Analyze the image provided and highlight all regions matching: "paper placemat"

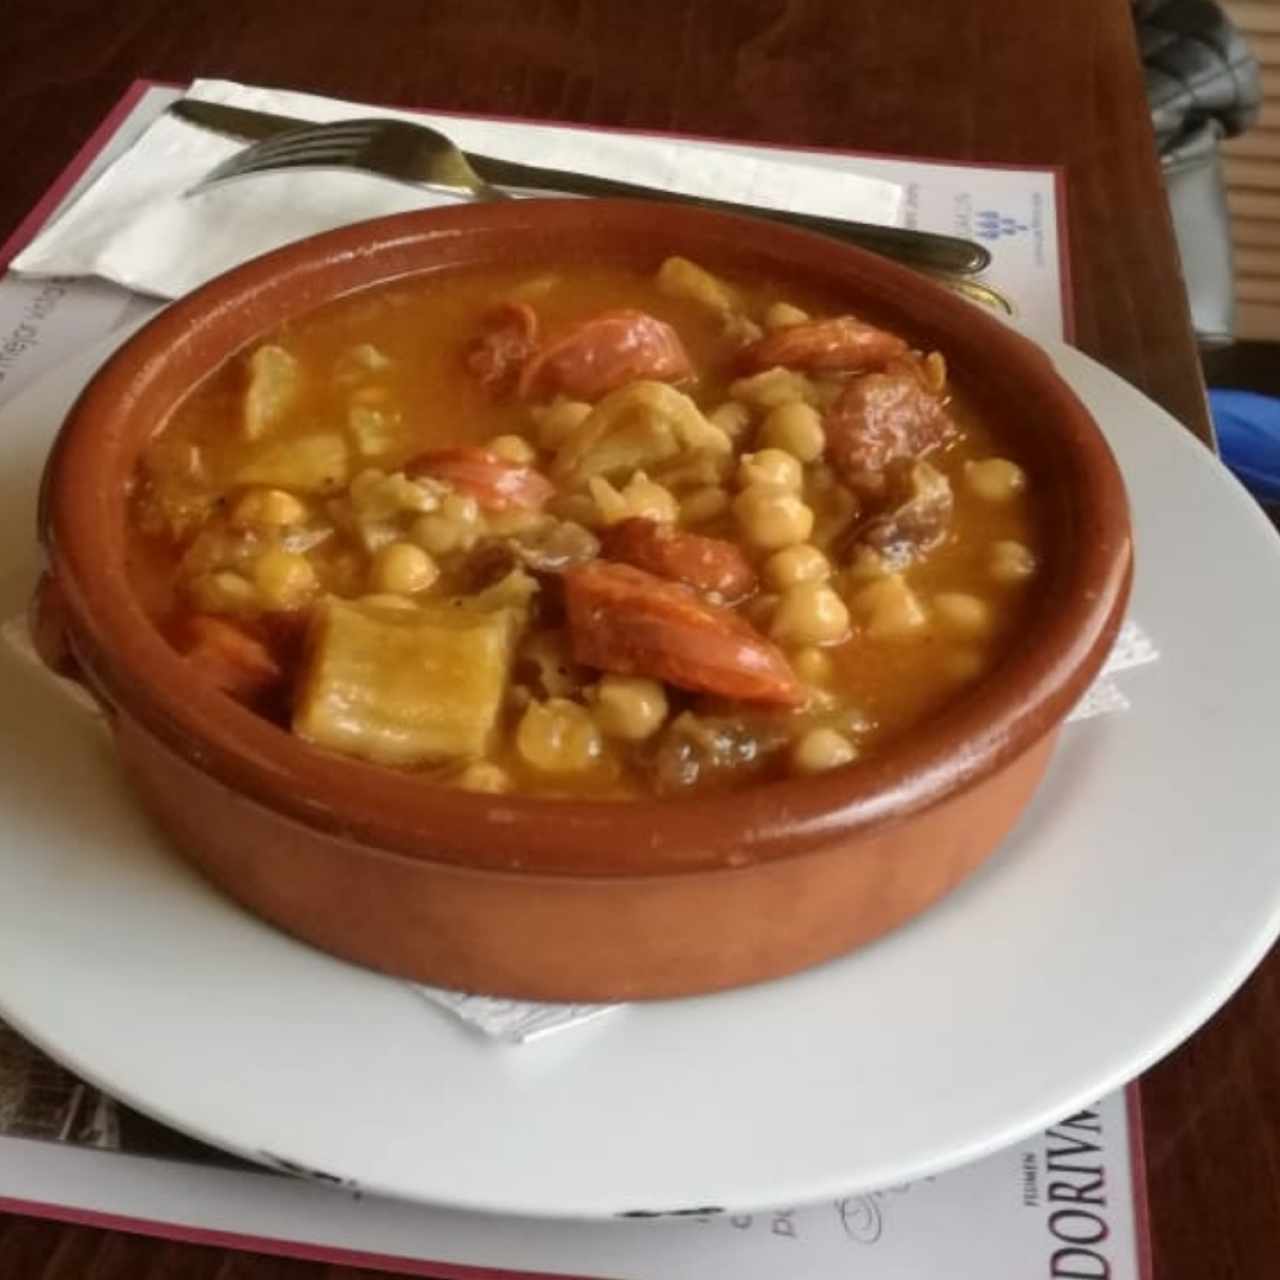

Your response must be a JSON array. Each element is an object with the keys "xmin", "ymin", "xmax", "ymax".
[
  {"xmin": 0, "ymin": 1027, "xmax": 1146, "ymax": 1280},
  {"xmin": 0, "ymin": 80, "xmax": 1150, "ymax": 1279}
]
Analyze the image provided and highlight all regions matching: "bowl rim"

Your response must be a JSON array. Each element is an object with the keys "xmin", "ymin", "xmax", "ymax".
[{"xmin": 40, "ymin": 198, "xmax": 1132, "ymax": 878}]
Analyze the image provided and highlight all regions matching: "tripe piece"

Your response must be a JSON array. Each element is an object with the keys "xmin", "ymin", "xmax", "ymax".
[
  {"xmin": 243, "ymin": 345, "xmax": 300, "ymax": 440},
  {"xmin": 234, "ymin": 432, "xmax": 350, "ymax": 493},
  {"xmin": 294, "ymin": 597, "xmax": 517, "ymax": 765}
]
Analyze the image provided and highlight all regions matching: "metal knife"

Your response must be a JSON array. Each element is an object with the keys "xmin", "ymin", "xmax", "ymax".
[{"xmin": 169, "ymin": 98, "xmax": 992, "ymax": 276}]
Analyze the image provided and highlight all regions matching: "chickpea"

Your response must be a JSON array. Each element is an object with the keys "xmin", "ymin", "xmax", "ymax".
[
  {"xmin": 590, "ymin": 473, "xmax": 678, "ymax": 525},
  {"xmin": 733, "ymin": 485, "xmax": 814, "ymax": 550},
  {"xmin": 587, "ymin": 477, "xmax": 627, "ymax": 525},
  {"xmin": 843, "ymin": 546, "xmax": 890, "ymax": 585},
  {"xmin": 656, "ymin": 448, "xmax": 733, "ymax": 492},
  {"xmin": 370, "ymin": 542, "xmax": 439, "ymax": 596},
  {"xmin": 656, "ymin": 255, "xmax": 738, "ymax": 312},
  {"xmin": 533, "ymin": 399, "xmax": 593, "ymax": 451},
  {"xmin": 442, "ymin": 492, "xmax": 480, "ymax": 525},
  {"xmin": 770, "ymin": 582, "xmax": 850, "ymax": 646},
  {"xmin": 848, "ymin": 575, "xmax": 928, "ymax": 638},
  {"xmin": 738, "ymin": 448, "xmax": 803, "ymax": 493},
  {"xmin": 187, "ymin": 571, "xmax": 256, "ymax": 614},
  {"xmin": 455, "ymin": 761, "xmax": 510, "ymax": 794},
  {"xmin": 230, "ymin": 488, "xmax": 306, "ymax": 528},
  {"xmin": 964, "ymin": 458, "xmax": 1027, "ymax": 503},
  {"xmin": 764, "ymin": 300, "xmax": 810, "ymax": 330},
  {"xmin": 343, "ymin": 342, "xmax": 392, "ymax": 374},
  {"xmin": 252, "ymin": 549, "xmax": 317, "ymax": 610},
  {"xmin": 411, "ymin": 513, "xmax": 460, "ymax": 555},
  {"xmin": 410, "ymin": 492, "xmax": 481, "ymax": 555},
  {"xmin": 515, "ymin": 698, "xmax": 604, "ymax": 774},
  {"xmin": 932, "ymin": 592, "xmax": 992, "ymax": 636},
  {"xmin": 485, "ymin": 508, "xmax": 550, "ymax": 537},
  {"xmin": 764, "ymin": 544, "xmax": 831, "ymax": 591},
  {"xmin": 680, "ymin": 485, "xmax": 730, "ymax": 525},
  {"xmin": 988, "ymin": 539, "xmax": 1037, "ymax": 584},
  {"xmin": 758, "ymin": 400, "xmax": 826, "ymax": 463},
  {"xmin": 729, "ymin": 367, "xmax": 817, "ymax": 409},
  {"xmin": 723, "ymin": 312, "xmax": 764, "ymax": 346},
  {"xmin": 791, "ymin": 646, "xmax": 833, "ymax": 685},
  {"xmin": 622, "ymin": 475, "xmax": 678, "ymax": 523},
  {"xmin": 591, "ymin": 675, "xmax": 668, "ymax": 742},
  {"xmin": 805, "ymin": 685, "xmax": 840, "ymax": 713},
  {"xmin": 828, "ymin": 704, "xmax": 872, "ymax": 737},
  {"xmin": 708, "ymin": 400, "xmax": 753, "ymax": 441},
  {"xmin": 790, "ymin": 727, "xmax": 858, "ymax": 776},
  {"xmin": 349, "ymin": 468, "xmax": 436, "ymax": 518},
  {"xmin": 489, "ymin": 433, "xmax": 537, "ymax": 465},
  {"xmin": 923, "ymin": 351, "xmax": 947, "ymax": 395}
]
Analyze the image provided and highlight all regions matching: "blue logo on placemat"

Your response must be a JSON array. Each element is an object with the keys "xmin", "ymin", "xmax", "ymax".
[{"xmin": 974, "ymin": 209, "xmax": 1028, "ymax": 241}]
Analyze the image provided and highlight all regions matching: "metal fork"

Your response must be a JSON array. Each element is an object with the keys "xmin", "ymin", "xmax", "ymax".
[{"xmin": 186, "ymin": 114, "xmax": 994, "ymax": 278}]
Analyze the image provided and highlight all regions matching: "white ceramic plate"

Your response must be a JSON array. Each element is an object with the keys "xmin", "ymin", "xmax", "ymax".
[{"xmin": 2, "ymin": 334, "xmax": 1279, "ymax": 1219}]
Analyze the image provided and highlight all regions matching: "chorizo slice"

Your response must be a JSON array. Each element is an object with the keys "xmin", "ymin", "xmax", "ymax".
[
  {"xmin": 181, "ymin": 616, "xmax": 281, "ymax": 703},
  {"xmin": 601, "ymin": 518, "xmax": 756, "ymax": 602},
  {"xmin": 564, "ymin": 561, "xmax": 802, "ymax": 707},
  {"xmin": 825, "ymin": 369, "xmax": 955, "ymax": 493},
  {"xmin": 406, "ymin": 447, "xmax": 554, "ymax": 512},
  {"xmin": 464, "ymin": 301, "xmax": 539, "ymax": 394},
  {"xmin": 517, "ymin": 309, "xmax": 692, "ymax": 401},
  {"xmin": 738, "ymin": 316, "xmax": 908, "ymax": 375}
]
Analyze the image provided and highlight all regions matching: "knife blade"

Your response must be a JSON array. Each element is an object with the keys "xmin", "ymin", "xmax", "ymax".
[
  {"xmin": 171, "ymin": 98, "xmax": 310, "ymax": 143},
  {"xmin": 168, "ymin": 98, "xmax": 993, "ymax": 276}
]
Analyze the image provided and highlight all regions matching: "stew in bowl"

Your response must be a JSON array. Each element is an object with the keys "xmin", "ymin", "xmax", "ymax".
[
  {"xmin": 38, "ymin": 201, "xmax": 1130, "ymax": 997},
  {"xmin": 129, "ymin": 255, "xmax": 1044, "ymax": 801}
]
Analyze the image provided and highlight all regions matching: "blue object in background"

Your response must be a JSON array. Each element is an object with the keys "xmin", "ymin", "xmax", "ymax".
[{"xmin": 1209, "ymin": 388, "xmax": 1280, "ymax": 505}]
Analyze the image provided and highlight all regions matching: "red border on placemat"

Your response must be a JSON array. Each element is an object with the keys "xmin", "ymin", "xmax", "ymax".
[
  {"xmin": 0, "ymin": 76, "xmax": 1133, "ymax": 1280},
  {"xmin": 0, "ymin": 1195, "xmax": 608, "ymax": 1280}
]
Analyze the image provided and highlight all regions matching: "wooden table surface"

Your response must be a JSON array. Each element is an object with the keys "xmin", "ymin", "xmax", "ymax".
[{"xmin": 0, "ymin": 2, "xmax": 1267, "ymax": 1277}]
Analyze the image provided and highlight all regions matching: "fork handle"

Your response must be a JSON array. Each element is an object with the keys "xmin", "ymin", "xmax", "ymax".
[{"xmin": 468, "ymin": 155, "xmax": 990, "ymax": 276}]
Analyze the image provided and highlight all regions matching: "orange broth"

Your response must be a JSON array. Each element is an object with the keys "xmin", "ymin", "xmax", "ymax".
[{"xmin": 127, "ymin": 259, "xmax": 1043, "ymax": 799}]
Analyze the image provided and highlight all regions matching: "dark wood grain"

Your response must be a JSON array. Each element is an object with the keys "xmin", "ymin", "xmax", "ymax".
[{"xmin": 0, "ymin": 2, "xmax": 1264, "ymax": 1278}]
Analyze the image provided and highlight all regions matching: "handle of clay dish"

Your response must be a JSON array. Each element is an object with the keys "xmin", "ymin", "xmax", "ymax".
[
  {"xmin": 28, "ymin": 572, "xmax": 117, "ymax": 722},
  {"xmin": 30, "ymin": 572, "xmax": 81, "ymax": 678}
]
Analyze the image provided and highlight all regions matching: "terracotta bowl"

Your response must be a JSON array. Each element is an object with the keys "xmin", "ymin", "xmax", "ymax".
[{"xmin": 36, "ymin": 200, "xmax": 1131, "ymax": 1000}]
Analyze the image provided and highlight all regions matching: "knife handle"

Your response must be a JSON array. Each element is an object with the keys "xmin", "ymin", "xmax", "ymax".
[{"xmin": 473, "ymin": 156, "xmax": 991, "ymax": 276}]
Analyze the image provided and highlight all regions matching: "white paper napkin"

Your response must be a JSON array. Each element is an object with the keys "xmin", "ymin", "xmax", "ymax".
[
  {"xmin": 1064, "ymin": 620, "xmax": 1158, "ymax": 721},
  {"xmin": 10, "ymin": 79, "xmax": 904, "ymax": 300}
]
